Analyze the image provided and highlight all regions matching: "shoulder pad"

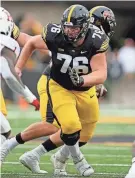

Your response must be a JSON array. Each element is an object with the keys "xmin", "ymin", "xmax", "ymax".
[
  {"xmin": 42, "ymin": 23, "xmax": 61, "ymax": 43},
  {"xmin": 12, "ymin": 24, "xmax": 20, "ymax": 40},
  {"xmin": 0, "ymin": 34, "xmax": 20, "ymax": 58},
  {"xmin": 92, "ymin": 29, "xmax": 109, "ymax": 53}
]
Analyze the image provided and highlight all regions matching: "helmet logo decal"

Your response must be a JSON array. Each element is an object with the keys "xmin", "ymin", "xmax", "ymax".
[{"xmin": 103, "ymin": 10, "xmax": 111, "ymax": 19}]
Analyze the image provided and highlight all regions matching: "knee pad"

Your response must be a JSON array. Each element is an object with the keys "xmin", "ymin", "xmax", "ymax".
[
  {"xmin": 79, "ymin": 142, "xmax": 87, "ymax": 147},
  {"xmin": 60, "ymin": 130, "xmax": 80, "ymax": 146},
  {"xmin": 2, "ymin": 130, "xmax": 11, "ymax": 139}
]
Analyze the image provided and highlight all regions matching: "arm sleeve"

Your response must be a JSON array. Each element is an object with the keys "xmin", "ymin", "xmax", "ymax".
[{"xmin": 1, "ymin": 56, "xmax": 36, "ymax": 103}]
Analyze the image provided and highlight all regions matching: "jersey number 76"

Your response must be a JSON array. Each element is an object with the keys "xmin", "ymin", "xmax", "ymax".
[{"xmin": 57, "ymin": 53, "xmax": 89, "ymax": 74}]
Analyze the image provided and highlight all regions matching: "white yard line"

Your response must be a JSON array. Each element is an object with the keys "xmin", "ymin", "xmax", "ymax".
[
  {"xmin": 3, "ymin": 161, "xmax": 130, "ymax": 167},
  {"xmin": 14, "ymin": 144, "xmax": 130, "ymax": 150},
  {"xmin": 14, "ymin": 152, "xmax": 131, "ymax": 158}
]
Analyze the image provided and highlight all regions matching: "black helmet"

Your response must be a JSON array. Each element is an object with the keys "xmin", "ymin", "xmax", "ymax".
[
  {"xmin": 61, "ymin": 4, "xmax": 90, "ymax": 43},
  {"xmin": 89, "ymin": 6, "xmax": 116, "ymax": 38}
]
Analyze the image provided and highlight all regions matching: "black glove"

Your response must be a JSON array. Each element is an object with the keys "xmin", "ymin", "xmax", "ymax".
[
  {"xmin": 96, "ymin": 84, "xmax": 107, "ymax": 98},
  {"xmin": 68, "ymin": 67, "xmax": 84, "ymax": 87}
]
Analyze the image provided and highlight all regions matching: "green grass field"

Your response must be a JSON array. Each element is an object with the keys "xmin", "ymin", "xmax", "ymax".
[
  {"xmin": 1, "ymin": 143, "xmax": 132, "ymax": 178},
  {"xmin": 1, "ymin": 108, "xmax": 135, "ymax": 178}
]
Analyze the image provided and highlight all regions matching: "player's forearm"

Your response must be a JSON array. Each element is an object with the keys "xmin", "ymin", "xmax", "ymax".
[
  {"xmin": 15, "ymin": 41, "xmax": 35, "ymax": 70},
  {"xmin": 82, "ymin": 69, "xmax": 107, "ymax": 87},
  {"xmin": 7, "ymin": 67, "xmax": 36, "ymax": 103},
  {"xmin": 6, "ymin": 78, "xmax": 36, "ymax": 103},
  {"xmin": 5, "ymin": 74, "xmax": 37, "ymax": 103},
  {"xmin": 17, "ymin": 33, "xmax": 32, "ymax": 47},
  {"xmin": 1, "ymin": 50, "xmax": 37, "ymax": 104}
]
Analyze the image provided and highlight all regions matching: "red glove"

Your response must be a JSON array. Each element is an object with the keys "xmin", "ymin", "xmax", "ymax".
[{"xmin": 30, "ymin": 99, "xmax": 40, "ymax": 111}]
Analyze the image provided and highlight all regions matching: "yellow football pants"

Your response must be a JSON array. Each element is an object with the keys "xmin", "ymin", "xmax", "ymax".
[{"xmin": 48, "ymin": 79, "xmax": 99, "ymax": 142}]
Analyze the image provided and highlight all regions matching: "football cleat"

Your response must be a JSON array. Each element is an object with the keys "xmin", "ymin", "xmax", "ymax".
[
  {"xmin": 19, "ymin": 152, "xmax": 48, "ymax": 174},
  {"xmin": 75, "ymin": 157, "xmax": 94, "ymax": 177},
  {"xmin": 51, "ymin": 154, "xmax": 67, "ymax": 176}
]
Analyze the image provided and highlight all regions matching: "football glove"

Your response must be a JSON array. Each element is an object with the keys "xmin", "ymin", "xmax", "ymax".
[
  {"xmin": 96, "ymin": 84, "xmax": 107, "ymax": 98},
  {"xmin": 68, "ymin": 67, "xmax": 84, "ymax": 87}
]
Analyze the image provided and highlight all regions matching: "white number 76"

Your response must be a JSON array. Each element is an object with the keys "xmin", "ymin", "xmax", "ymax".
[{"xmin": 57, "ymin": 53, "xmax": 89, "ymax": 74}]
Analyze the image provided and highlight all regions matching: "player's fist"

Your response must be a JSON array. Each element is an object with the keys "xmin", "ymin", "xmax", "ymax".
[
  {"xmin": 15, "ymin": 66, "xmax": 22, "ymax": 77},
  {"xmin": 30, "ymin": 99, "xmax": 40, "ymax": 111},
  {"xmin": 96, "ymin": 84, "xmax": 107, "ymax": 98},
  {"xmin": 68, "ymin": 67, "xmax": 84, "ymax": 87}
]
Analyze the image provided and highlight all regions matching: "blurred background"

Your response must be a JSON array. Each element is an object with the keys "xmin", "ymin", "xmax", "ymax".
[{"xmin": 1, "ymin": 1, "xmax": 135, "ymax": 142}]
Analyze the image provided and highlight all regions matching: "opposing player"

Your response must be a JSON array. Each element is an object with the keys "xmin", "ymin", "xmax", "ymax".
[{"xmin": 0, "ymin": 7, "xmax": 40, "ymax": 144}]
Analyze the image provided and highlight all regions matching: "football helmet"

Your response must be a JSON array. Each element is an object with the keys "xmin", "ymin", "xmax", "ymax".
[
  {"xmin": 61, "ymin": 4, "xmax": 90, "ymax": 43},
  {"xmin": 0, "ymin": 7, "xmax": 14, "ymax": 36},
  {"xmin": 89, "ymin": 6, "xmax": 116, "ymax": 38}
]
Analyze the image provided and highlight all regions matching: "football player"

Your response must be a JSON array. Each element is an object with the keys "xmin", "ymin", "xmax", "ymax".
[
  {"xmin": 1, "ymin": 4, "xmax": 109, "ymax": 176},
  {"xmin": 89, "ymin": 6, "xmax": 116, "ymax": 37},
  {"xmin": 37, "ymin": 5, "xmax": 109, "ymax": 176},
  {"xmin": 51, "ymin": 5, "xmax": 116, "ymax": 175},
  {"xmin": 0, "ymin": 7, "xmax": 40, "ymax": 145}
]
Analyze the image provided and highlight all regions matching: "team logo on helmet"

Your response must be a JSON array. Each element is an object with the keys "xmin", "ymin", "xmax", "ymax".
[{"xmin": 103, "ymin": 10, "xmax": 112, "ymax": 19}]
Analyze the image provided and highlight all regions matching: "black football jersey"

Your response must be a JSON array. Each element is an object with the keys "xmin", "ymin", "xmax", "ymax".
[{"xmin": 42, "ymin": 23, "xmax": 109, "ymax": 91}]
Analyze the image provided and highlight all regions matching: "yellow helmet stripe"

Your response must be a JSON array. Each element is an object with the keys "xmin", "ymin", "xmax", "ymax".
[
  {"xmin": 89, "ymin": 6, "xmax": 104, "ymax": 17},
  {"xmin": 67, "ymin": 5, "xmax": 77, "ymax": 22}
]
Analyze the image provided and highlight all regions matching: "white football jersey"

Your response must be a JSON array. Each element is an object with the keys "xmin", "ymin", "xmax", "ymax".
[{"xmin": 0, "ymin": 34, "xmax": 20, "ymax": 58}]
